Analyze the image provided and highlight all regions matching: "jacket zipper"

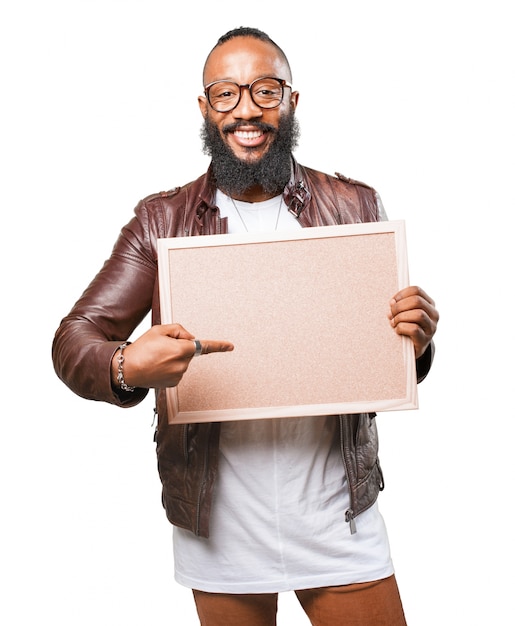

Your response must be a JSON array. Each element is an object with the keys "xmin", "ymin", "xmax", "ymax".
[
  {"xmin": 345, "ymin": 509, "xmax": 357, "ymax": 534},
  {"xmin": 182, "ymin": 425, "xmax": 189, "ymax": 461},
  {"xmin": 195, "ymin": 423, "xmax": 212, "ymax": 536},
  {"xmin": 339, "ymin": 415, "xmax": 358, "ymax": 535}
]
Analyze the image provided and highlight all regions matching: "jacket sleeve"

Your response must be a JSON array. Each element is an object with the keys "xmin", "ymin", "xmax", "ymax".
[
  {"xmin": 376, "ymin": 193, "xmax": 435, "ymax": 385},
  {"xmin": 416, "ymin": 340, "xmax": 435, "ymax": 383},
  {"xmin": 52, "ymin": 200, "xmax": 159, "ymax": 407}
]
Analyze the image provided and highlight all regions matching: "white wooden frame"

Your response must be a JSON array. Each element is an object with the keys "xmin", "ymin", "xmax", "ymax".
[{"xmin": 157, "ymin": 221, "xmax": 417, "ymax": 424}]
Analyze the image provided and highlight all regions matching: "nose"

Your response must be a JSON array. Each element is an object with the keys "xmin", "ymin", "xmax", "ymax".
[{"xmin": 232, "ymin": 85, "xmax": 263, "ymax": 119}]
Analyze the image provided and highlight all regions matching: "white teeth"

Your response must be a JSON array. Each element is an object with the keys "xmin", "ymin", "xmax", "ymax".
[{"xmin": 235, "ymin": 130, "xmax": 262, "ymax": 140}]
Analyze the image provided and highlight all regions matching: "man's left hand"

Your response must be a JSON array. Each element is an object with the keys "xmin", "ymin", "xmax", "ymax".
[{"xmin": 389, "ymin": 286, "xmax": 439, "ymax": 359}]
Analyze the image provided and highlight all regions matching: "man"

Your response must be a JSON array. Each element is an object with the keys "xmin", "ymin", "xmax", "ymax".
[{"xmin": 53, "ymin": 27, "xmax": 439, "ymax": 626}]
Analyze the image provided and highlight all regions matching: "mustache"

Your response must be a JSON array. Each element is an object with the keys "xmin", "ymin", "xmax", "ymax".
[{"xmin": 222, "ymin": 121, "xmax": 277, "ymax": 135}]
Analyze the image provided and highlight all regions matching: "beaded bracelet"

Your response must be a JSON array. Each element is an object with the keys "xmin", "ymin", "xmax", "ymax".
[{"xmin": 116, "ymin": 342, "xmax": 135, "ymax": 392}]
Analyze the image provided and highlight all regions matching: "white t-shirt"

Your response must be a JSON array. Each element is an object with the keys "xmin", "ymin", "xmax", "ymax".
[{"xmin": 173, "ymin": 192, "xmax": 393, "ymax": 593}]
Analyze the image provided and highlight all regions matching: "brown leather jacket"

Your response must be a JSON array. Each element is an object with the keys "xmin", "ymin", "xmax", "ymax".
[{"xmin": 52, "ymin": 157, "xmax": 434, "ymax": 538}]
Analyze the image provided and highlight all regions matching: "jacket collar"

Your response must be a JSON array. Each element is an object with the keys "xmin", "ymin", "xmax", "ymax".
[{"xmin": 283, "ymin": 157, "xmax": 311, "ymax": 217}]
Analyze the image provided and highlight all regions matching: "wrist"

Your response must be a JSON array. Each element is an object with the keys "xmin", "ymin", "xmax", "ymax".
[{"xmin": 113, "ymin": 342, "xmax": 135, "ymax": 392}]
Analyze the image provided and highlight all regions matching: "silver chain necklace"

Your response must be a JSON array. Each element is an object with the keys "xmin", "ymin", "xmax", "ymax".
[{"xmin": 229, "ymin": 195, "xmax": 283, "ymax": 232}]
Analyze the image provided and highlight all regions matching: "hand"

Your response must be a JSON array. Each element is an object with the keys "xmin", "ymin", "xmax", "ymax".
[
  {"xmin": 388, "ymin": 286, "xmax": 439, "ymax": 359},
  {"xmin": 111, "ymin": 324, "xmax": 234, "ymax": 389}
]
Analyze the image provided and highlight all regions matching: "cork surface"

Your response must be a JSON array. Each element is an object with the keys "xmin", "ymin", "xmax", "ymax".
[{"xmin": 158, "ymin": 222, "xmax": 417, "ymax": 423}]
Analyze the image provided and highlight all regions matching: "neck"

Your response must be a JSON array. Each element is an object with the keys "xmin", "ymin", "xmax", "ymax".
[{"xmin": 223, "ymin": 184, "xmax": 283, "ymax": 203}]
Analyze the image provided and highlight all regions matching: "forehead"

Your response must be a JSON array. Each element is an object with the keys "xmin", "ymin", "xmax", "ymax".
[{"xmin": 203, "ymin": 37, "xmax": 290, "ymax": 85}]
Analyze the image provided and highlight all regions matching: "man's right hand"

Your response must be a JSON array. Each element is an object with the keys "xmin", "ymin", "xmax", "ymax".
[{"xmin": 111, "ymin": 324, "xmax": 234, "ymax": 390}]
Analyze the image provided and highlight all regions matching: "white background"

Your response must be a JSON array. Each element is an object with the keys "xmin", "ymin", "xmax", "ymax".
[{"xmin": 1, "ymin": 1, "xmax": 513, "ymax": 624}]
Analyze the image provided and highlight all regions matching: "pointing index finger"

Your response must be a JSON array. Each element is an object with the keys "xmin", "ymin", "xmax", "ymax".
[{"xmin": 190, "ymin": 339, "xmax": 234, "ymax": 357}]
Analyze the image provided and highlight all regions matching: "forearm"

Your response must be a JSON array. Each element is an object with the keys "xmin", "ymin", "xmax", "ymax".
[
  {"xmin": 52, "ymin": 319, "xmax": 148, "ymax": 406},
  {"xmin": 52, "ymin": 214, "xmax": 156, "ymax": 406}
]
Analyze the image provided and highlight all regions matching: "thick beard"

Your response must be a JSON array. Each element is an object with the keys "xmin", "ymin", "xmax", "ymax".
[{"xmin": 200, "ymin": 112, "xmax": 300, "ymax": 197}]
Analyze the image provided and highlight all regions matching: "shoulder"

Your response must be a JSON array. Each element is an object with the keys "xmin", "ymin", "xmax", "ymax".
[
  {"xmin": 137, "ymin": 170, "xmax": 210, "ymax": 211},
  {"xmin": 129, "ymin": 171, "xmax": 213, "ymax": 238},
  {"xmin": 297, "ymin": 163, "xmax": 381, "ymax": 223},
  {"xmin": 299, "ymin": 164, "xmax": 376, "ymax": 193},
  {"xmin": 141, "ymin": 187, "xmax": 182, "ymax": 204},
  {"xmin": 333, "ymin": 172, "xmax": 376, "ymax": 192}
]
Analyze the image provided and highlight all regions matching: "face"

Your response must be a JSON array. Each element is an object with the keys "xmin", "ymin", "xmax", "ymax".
[{"xmin": 198, "ymin": 36, "xmax": 299, "ymax": 166}]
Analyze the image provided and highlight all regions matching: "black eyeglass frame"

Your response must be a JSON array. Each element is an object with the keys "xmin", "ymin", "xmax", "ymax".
[{"xmin": 203, "ymin": 77, "xmax": 293, "ymax": 113}]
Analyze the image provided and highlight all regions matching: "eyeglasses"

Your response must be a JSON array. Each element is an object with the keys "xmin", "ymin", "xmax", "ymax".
[{"xmin": 204, "ymin": 77, "xmax": 292, "ymax": 113}]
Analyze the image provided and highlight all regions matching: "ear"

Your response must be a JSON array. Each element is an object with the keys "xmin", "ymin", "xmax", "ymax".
[
  {"xmin": 290, "ymin": 90, "xmax": 300, "ymax": 111},
  {"xmin": 198, "ymin": 95, "xmax": 208, "ymax": 118}
]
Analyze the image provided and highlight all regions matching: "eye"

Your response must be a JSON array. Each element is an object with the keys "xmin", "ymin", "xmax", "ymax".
[
  {"xmin": 210, "ymin": 83, "xmax": 238, "ymax": 101},
  {"xmin": 219, "ymin": 89, "xmax": 236, "ymax": 98},
  {"xmin": 256, "ymin": 87, "xmax": 275, "ymax": 96},
  {"xmin": 252, "ymin": 79, "xmax": 282, "ymax": 100}
]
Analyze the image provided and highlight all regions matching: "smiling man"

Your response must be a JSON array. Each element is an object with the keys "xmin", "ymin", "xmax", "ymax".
[{"xmin": 53, "ymin": 27, "xmax": 439, "ymax": 626}]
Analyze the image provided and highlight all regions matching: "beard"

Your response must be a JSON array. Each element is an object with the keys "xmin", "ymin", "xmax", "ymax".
[{"xmin": 200, "ymin": 111, "xmax": 300, "ymax": 197}]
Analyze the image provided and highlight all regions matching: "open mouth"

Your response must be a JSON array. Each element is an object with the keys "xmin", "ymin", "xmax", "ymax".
[
  {"xmin": 231, "ymin": 127, "xmax": 268, "ymax": 149},
  {"xmin": 223, "ymin": 121, "xmax": 275, "ymax": 150}
]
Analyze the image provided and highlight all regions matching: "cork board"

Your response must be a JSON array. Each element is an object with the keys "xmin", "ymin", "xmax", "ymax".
[{"xmin": 157, "ymin": 221, "xmax": 417, "ymax": 423}]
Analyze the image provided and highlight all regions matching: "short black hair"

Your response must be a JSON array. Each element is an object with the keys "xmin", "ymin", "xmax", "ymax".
[
  {"xmin": 217, "ymin": 26, "xmax": 276, "ymax": 46},
  {"xmin": 203, "ymin": 27, "xmax": 292, "ymax": 83}
]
